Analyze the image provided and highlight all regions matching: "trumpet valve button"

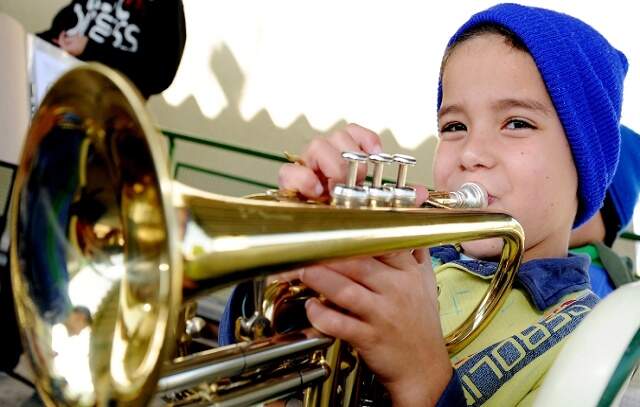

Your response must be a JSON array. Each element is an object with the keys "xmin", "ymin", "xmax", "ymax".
[
  {"xmin": 369, "ymin": 153, "xmax": 394, "ymax": 188},
  {"xmin": 392, "ymin": 153, "xmax": 416, "ymax": 188},
  {"xmin": 342, "ymin": 151, "xmax": 368, "ymax": 188}
]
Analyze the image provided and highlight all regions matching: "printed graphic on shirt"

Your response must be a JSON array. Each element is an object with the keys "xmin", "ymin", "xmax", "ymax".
[
  {"xmin": 66, "ymin": 0, "xmax": 139, "ymax": 52},
  {"xmin": 454, "ymin": 293, "xmax": 598, "ymax": 405}
]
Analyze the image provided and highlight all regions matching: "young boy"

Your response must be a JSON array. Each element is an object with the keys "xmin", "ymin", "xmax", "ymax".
[
  {"xmin": 570, "ymin": 125, "xmax": 640, "ymax": 298},
  {"xmin": 222, "ymin": 4, "xmax": 628, "ymax": 406}
]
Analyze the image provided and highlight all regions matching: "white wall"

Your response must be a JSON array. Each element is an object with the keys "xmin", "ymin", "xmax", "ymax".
[{"xmin": 159, "ymin": 0, "xmax": 639, "ymax": 167}]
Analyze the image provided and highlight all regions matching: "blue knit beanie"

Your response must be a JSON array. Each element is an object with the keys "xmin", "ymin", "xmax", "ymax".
[
  {"xmin": 438, "ymin": 3, "xmax": 628, "ymax": 227},
  {"xmin": 603, "ymin": 125, "xmax": 640, "ymax": 245}
]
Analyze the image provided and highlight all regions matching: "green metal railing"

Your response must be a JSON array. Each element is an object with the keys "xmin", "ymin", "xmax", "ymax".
[
  {"xmin": 161, "ymin": 129, "xmax": 394, "ymax": 191},
  {"xmin": 162, "ymin": 130, "xmax": 284, "ymax": 190},
  {"xmin": 174, "ymin": 162, "xmax": 277, "ymax": 190},
  {"xmin": 162, "ymin": 130, "xmax": 288, "ymax": 165}
]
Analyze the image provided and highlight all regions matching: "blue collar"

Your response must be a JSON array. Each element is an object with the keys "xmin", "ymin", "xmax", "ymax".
[{"xmin": 430, "ymin": 245, "xmax": 591, "ymax": 311}]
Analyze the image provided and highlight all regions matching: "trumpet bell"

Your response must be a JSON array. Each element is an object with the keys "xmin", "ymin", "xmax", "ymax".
[{"xmin": 10, "ymin": 63, "xmax": 182, "ymax": 405}]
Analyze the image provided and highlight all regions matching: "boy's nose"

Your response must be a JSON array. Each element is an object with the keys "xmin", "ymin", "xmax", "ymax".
[{"xmin": 459, "ymin": 130, "xmax": 497, "ymax": 171}]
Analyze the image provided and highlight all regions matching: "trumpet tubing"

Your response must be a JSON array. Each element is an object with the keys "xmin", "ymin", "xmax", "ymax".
[{"xmin": 9, "ymin": 64, "xmax": 524, "ymax": 406}]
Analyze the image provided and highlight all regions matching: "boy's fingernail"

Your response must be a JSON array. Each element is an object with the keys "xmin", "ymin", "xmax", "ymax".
[
  {"xmin": 315, "ymin": 183, "xmax": 324, "ymax": 196},
  {"xmin": 305, "ymin": 298, "xmax": 318, "ymax": 311},
  {"xmin": 371, "ymin": 144, "xmax": 383, "ymax": 154}
]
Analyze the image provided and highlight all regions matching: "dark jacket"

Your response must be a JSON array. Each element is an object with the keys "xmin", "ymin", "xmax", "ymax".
[{"xmin": 38, "ymin": 0, "xmax": 186, "ymax": 99}]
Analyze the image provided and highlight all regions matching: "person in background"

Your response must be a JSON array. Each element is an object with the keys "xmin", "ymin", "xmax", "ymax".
[
  {"xmin": 570, "ymin": 125, "xmax": 640, "ymax": 298},
  {"xmin": 38, "ymin": 0, "xmax": 186, "ymax": 99}
]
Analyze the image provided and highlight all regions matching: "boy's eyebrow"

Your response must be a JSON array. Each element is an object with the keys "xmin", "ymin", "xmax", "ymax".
[
  {"xmin": 438, "ymin": 98, "xmax": 552, "ymax": 120},
  {"xmin": 494, "ymin": 98, "xmax": 552, "ymax": 116},
  {"xmin": 438, "ymin": 104, "xmax": 464, "ymax": 120}
]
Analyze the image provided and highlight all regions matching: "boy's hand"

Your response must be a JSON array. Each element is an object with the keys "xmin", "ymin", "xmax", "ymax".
[
  {"xmin": 300, "ymin": 250, "xmax": 452, "ymax": 407},
  {"xmin": 278, "ymin": 123, "xmax": 428, "ymax": 204},
  {"xmin": 277, "ymin": 123, "xmax": 442, "ymax": 404},
  {"xmin": 278, "ymin": 123, "xmax": 381, "ymax": 201}
]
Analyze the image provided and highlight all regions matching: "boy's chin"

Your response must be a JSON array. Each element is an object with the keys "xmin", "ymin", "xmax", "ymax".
[{"xmin": 461, "ymin": 238, "xmax": 504, "ymax": 260}]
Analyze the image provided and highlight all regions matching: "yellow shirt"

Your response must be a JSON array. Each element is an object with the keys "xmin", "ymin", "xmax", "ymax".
[{"xmin": 436, "ymin": 262, "xmax": 597, "ymax": 406}]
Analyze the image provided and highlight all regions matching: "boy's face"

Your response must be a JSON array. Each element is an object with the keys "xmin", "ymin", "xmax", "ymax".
[{"xmin": 435, "ymin": 34, "xmax": 578, "ymax": 260}]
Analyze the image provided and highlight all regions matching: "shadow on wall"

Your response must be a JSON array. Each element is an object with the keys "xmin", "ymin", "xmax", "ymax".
[{"xmin": 147, "ymin": 42, "xmax": 438, "ymax": 189}]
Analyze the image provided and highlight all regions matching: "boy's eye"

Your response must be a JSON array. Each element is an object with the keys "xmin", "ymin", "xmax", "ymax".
[
  {"xmin": 504, "ymin": 119, "xmax": 535, "ymax": 130},
  {"xmin": 440, "ymin": 122, "xmax": 467, "ymax": 133}
]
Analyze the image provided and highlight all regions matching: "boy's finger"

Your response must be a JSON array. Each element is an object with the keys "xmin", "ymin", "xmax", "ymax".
[
  {"xmin": 327, "ymin": 130, "xmax": 370, "ymax": 182},
  {"xmin": 343, "ymin": 123, "xmax": 383, "ymax": 154},
  {"xmin": 412, "ymin": 184, "xmax": 429, "ymax": 207},
  {"xmin": 327, "ymin": 128, "xmax": 368, "ymax": 154},
  {"xmin": 375, "ymin": 250, "xmax": 422, "ymax": 270},
  {"xmin": 304, "ymin": 297, "xmax": 370, "ymax": 344},
  {"xmin": 301, "ymin": 138, "xmax": 347, "ymax": 182},
  {"xmin": 321, "ymin": 257, "xmax": 388, "ymax": 293},
  {"xmin": 278, "ymin": 163, "xmax": 324, "ymax": 198},
  {"xmin": 412, "ymin": 248, "xmax": 429, "ymax": 264},
  {"xmin": 300, "ymin": 266, "xmax": 376, "ymax": 318}
]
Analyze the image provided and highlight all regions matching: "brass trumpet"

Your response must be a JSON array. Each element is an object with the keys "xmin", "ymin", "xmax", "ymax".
[{"xmin": 10, "ymin": 64, "xmax": 524, "ymax": 406}]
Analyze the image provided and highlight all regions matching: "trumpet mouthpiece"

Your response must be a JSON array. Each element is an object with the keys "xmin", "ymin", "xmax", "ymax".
[{"xmin": 454, "ymin": 182, "xmax": 488, "ymax": 208}]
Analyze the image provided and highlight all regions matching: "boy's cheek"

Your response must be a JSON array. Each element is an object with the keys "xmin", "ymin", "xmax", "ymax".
[
  {"xmin": 432, "ymin": 172, "xmax": 448, "ymax": 191},
  {"xmin": 432, "ymin": 157, "xmax": 455, "ymax": 190},
  {"xmin": 432, "ymin": 141, "xmax": 466, "ymax": 188}
]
